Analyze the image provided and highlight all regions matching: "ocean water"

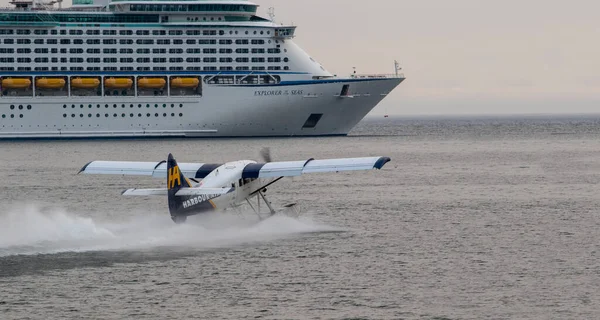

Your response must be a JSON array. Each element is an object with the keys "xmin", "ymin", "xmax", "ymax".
[{"xmin": 2, "ymin": 114, "xmax": 600, "ymax": 319}]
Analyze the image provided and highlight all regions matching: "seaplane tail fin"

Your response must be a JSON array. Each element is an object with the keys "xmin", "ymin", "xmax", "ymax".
[{"xmin": 167, "ymin": 153, "xmax": 193, "ymax": 224}]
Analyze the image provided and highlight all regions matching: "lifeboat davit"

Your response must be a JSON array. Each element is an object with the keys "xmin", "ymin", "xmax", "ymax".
[
  {"xmin": 104, "ymin": 78, "xmax": 133, "ymax": 89},
  {"xmin": 71, "ymin": 78, "xmax": 100, "ymax": 89},
  {"xmin": 36, "ymin": 78, "xmax": 66, "ymax": 89},
  {"xmin": 138, "ymin": 77, "xmax": 166, "ymax": 89},
  {"xmin": 1, "ymin": 78, "xmax": 31, "ymax": 89},
  {"xmin": 171, "ymin": 77, "xmax": 199, "ymax": 89}
]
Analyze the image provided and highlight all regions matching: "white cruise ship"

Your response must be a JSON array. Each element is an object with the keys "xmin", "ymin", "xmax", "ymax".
[{"xmin": 0, "ymin": 0, "xmax": 405, "ymax": 139}]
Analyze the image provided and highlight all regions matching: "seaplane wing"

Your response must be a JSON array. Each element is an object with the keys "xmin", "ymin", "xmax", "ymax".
[
  {"xmin": 121, "ymin": 187, "xmax": 234, "ymax": 197},
  {"xmin": 241, "ymin": 157, "xmax": 391, "ymax": 178},
  {"xmin": 79, "ymin": 161, "xmax": 222, "ymax": 178},
  {"xmin": 79, "ymin": 157, "xmax": 390, "ymax": 179}
]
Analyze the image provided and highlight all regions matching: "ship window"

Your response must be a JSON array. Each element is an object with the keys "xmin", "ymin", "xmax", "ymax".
[
  {"xmin": 136, "ymin": 39, "xmax": 153, "ymax": 45},
  {"xmin": 121, "ymin": 67, "xmax": 134, "ymax": 71},
  {"xmin": 16, "ymin": 29, "xmax": 30, "ymax": 35},
  {"xmin": 203, "ymin": 49, "xmax": 217, "ymax": 54},
  {"xmin": 70, "ymin": 48, "xmax": 84, "ymax": 54},
  {"xmin": 120, "ymin": 48, "xmax": 133, "ymax": 54},
  {"xmin": 251, "ymin": 66, "xmax": 265, "ymax": 71},
  {"xmin": 169, "ymin": 30, "xmax": 183, "ymax": 36},
  {"xmin": 137, "ymin": 48, "xmax": 150, "ymax": 54},
  {"xmin": 235, "ymin": 39, "xmax": 249, "ymax": 45},
  {"xmin": 17, "ymin": 39, "xmax": 31, "ymax": 44},
  {"xmin": 153, "ymin": 48, "xmax": 166, "ymax": 54},
  {"xmin": 51, "ymin": 49, "xmax": 57, "ymax": 54},
  {"xmin": 236, "ymin": 57, "xmax": 249, "ymax": 63},
  {"xmin": 220, "ymin": 67, "xmax": 233, "ymax": 71},
  {"xmin": 170, "ymin": 48, "xmax": 184, "ymax": 54},
  {"xmin": 235, "ymin": 66, "xmax": 249, "ymax": 71},
  {"xmin": 17, "ymin": 57, "xmax": 31, "ymax": 63},
  {"xmin": 219, "ymin": 39, "xmax": 232, "ymax": 45},
  {"xmin": 220, "ymin": 48, "xmax": 233, "ymax": 54},
  {"xmin": 87, "ymin": 30, "xmax": 100, "ymax": 35},
  {"xmin": 153, "ymin": 67, "xmax": 166, "ymax": 71},
  {"xmin": 136, "ymin": 30, "xmax": 149, "ymax": 35},
  {"xmin": 173, "ymin": 39, "xmax": 183, "ymax": 45},
  {"xmin": 103, "ymin": 48, "xmax": 117, "ymax": 54},
  {"xmin": 152, "ymin": 30, "xmax": 166, "ymax": 35},
  {"xmin": 251, "ymin": 58, "xmax": 264, "ymax": 63},
  {"xmin": 220, "ymin": 58, "xmax": 233, "ymax": 63},
  {"xmin": 187, "ymin": 49, "xmax": 201, "ymax": 54},
  {"xmin": 198, "ymin": 39, "xmax": 217, "ymax": 45},
  {"xmin": 137, "ymin": 67, "xmax": 151, "ymax": 71},
  {"xmin": 203, "ymin": 57, "xmax": 217, "ymax": 63},
  {"xmin": 153, "ymin": 58, "xmax": 166, "ymax": 63},
  {"xmin": 69, "ymin": 30, "xmax": 83, "ymax": 35},
  {"xmin": 169, "ymin": 67, "xmax": 184, "ymax": 71},
  {"xmin": 34, "ymin": 39, "xmax": 44, "ymax": 44},
  {"xmin": 267, "ymin": 66, "xmax": 281, "ymax": 71},
  {"xmin": 120, "ymin": 30, "xmax": 133, "ymax": 35},
  {"xmin": 120, "ymin": 58, "xmax": 133, "ymax": 63},
  {"xmin": 235, "ymin": 48, "xmax": 249, "ymax": 54},
  {"xmin": 87, "ymin": 39, "xmax": 100, "ymax": 45},
  {"xmin": 203, "ymin": 66, "xmax": 217, "ymax": 71},
  {"xmin": 0, "ymin": 48, "xmax": 13, "ymax": 53},
  {"xmin": 186, "ymin": 67, "xmax": 202, "ymax": 71},
  {"xmin": 17, "ymin": 48, "xmax": 31, "ymax": 54},
  {"xmin": 268, "ymin": 57, "xmax": 281, "ymax": 63},
  {"xmin": 34, "ymin": 58, "xmax": 49, "ymax": 63},
  {"xmin": 169, "ymin": 58, "xmax": 183, "ymax": 63},
  {"xmin": 251, "ymin": 48, "xmax": 265, "ymax": 54},
  {"xmin": 3, "ymin": 39, "xmax": 13, "ymax": 44},
  {"xmin": 186, "ymin": 39, "xmax": 196, "ymax": 45},
  {"xmin": 251, "ymin": 39, "xmax": 264, "ymax": 45},
  {"xmin": 59, "ymin": 39, "xmax": 70, "ymax": 45},
  {"xmin": 157, "ymin": 39, "xmax": 170, "ymax": 45},
  {"xmin": 120, "ymin": 39, "xmax": 134, "ymax": 45},
  {"xmin": 104, "ymin": 67, "xmax": 118, "ymax": 71}
]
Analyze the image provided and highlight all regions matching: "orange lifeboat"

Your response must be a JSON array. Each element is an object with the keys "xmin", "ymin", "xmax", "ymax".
[
  {"xmin": 171, "ymin": 77, "xmax": 199, "ymax": 89},
  {"xmin": 104, "ymin": 78, "xmax": 133, "ymax": 89},
  {"xmin": 71, "ymin": 78, "xmax": 100, "ymax": 89},
  {"xmin": 36, "ymin": 78, "xmax": 66, "ymax": 89},
  {"xmin": 138, "ymin": 77, "xmax": 166, "ymax": 89},
  {"xmin": 1, "ymin": 78, "xmax": 31, "ymax": 89}
]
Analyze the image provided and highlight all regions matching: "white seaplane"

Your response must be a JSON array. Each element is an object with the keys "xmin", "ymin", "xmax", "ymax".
[{"xmin": 78, "ymin": 149, "xmax": 390, "ymax": 223}]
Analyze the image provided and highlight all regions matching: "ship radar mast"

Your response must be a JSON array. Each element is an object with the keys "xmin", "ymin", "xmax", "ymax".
[{"xmin": 268, "ymin": 7, "xmax": 276, "ymax": 22}]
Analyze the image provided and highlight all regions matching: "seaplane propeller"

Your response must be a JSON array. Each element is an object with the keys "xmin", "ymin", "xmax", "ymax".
[{"xmin": 260, "ymin": 147, "xmax": 272, "ymax": 163}]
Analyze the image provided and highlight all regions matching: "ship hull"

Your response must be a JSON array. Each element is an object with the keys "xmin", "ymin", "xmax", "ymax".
[{"xmin": 0, "ymin": 77, "xmax": 402, "ymax": 139}]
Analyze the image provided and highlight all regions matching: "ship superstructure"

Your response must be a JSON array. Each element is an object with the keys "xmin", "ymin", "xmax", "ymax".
[{"xmin": 0, "ymin": 0, "xmax": 404, "ymax": 138}]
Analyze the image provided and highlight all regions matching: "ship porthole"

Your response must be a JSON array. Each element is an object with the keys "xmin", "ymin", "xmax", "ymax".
[
  {"xmin": 179, "ymin": 113, "xmax": 183, "ymax": 117},
  {"xmin": 10, "ymin": 114, "xmax": 14, "ymax": 118},
  {"xmin": 63, "ymin": 105, "xmax": 66, "ymax": 109},
  {"xmin": 19, "ymin": 114, "xmax": 23, "ymax": 118},
  {"xmin": 27, "ymin": 105, "xmax": 31, "ymax": 110},
  {"xmin": 10, "ymin": 105, "xmax": 14, "ymax": 110},
  {"xmin": 18, "ymin": 105, "xmax": 23, "ymax": 110},
  {"xmin": 171, "ymin": 113, "xmax": 174, "ymax": 117},
  {"xmin": 71, "ymin": 114, "xmax": 75, "ymax": 118},
  {"xmin": 63, "ymin": 114, "xmax": 66, "ymax": 118}
]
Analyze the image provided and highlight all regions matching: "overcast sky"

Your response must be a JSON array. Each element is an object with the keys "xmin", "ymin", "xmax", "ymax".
[{"xmin": 1, "ymin": 0, "xmax": 598, "ymax": 115}]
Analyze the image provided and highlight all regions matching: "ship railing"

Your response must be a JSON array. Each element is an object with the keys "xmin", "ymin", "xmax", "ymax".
[{"xmin": 350, "ymin": 73, "xmax": 405, "ymax": 79}]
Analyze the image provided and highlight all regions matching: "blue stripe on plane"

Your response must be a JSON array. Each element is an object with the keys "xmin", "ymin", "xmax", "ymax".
[
  {"xmin": 374, "ymin": 157, "xmax": 391, "ymax": 169},
  {"xmin": 242, "ymin": 163, "xmax": 266, "ymax": 179},
  {"xmin": 195, "ymin": 164, "xmax": 222, "ymax": 179}
]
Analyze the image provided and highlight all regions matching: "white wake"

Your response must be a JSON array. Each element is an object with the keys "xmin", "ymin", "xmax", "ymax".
[{"xmin": 0, "ymin": 204, "xmax": 342, "ymax": 257}]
